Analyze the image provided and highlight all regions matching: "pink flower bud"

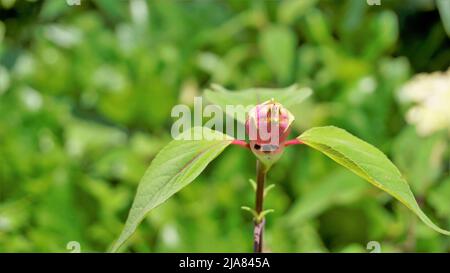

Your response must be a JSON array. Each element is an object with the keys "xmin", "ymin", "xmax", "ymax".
[{"xmin": 246, "ymin": 99, "xmax": 294, "ymax": 168}]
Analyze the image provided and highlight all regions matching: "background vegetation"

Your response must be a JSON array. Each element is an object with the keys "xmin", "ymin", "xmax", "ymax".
[{"xmin": 0, "ymin": 0, "xmax": 449, "ymax": 252}]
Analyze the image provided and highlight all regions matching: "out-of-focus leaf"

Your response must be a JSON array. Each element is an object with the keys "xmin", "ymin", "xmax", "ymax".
[
  {"xmin": 437, "ymin": 0, "xmax": 450, "ymax": 37},
  {"xmin": 304, "ymin": 9, "xmax": 332, "ymax": 44},
  {"xmin": 0, "ymin": 21, "xmax": 5, "ymax": 44},
  {"xmin": 364, "ymin": 11, "xmax": 398, "ymax": 59},
  {"xmin": 65, "ymin": 119, "xmax": 127, "ymax": 158},
  {"xmin": 35, "ymin": 170, "xmax": 84, "ymax": 246},
  {"xmin": 39, "ymin": 0, "xmax": 71, "ymax": 20},
  {"xmin": 298, "ymin": 126, "xmax": 450, "ymax": 236},
  {"xmin": 92, "ymin": 0, "xmax": 126, "ymax": 20},
  {"xmin": 361, "ymin": 199, "xmax": 395, "ymax": 239},
  {"xmin": 379, "ymin": 57, "xmax": 410, "ymax": 86},
  {"xmin": 111, "ymin": 127, "xmax": 233, "ymax": 252},
  {"xmin": 204, "ymin": 84, "xmax": 312, "ymax": 124},
  {"xmin": 259, "ymin": 25, "xmax": 296, "ymax": 83},
  {"xmin": 0, "ymin": 66, "xmax": 10, "ymax": 94},
  {"xmin": 284, "ymin": 169, "xmax": 368, "ymax": 226},
  {"xmin": 429, "ymin": 178, "xmax": 450, "ymax": 218},
  {"xmin": 277, "ymin": 0, "xmax": 318, "ymax": 24},
  {"xmin": 1, "ymin": 0, "xmax": 15, "ymax": 9},
  {"xmin": 339, "ymin": 244, "xmax": 367, "ymax": 253},
  {"xmin": 270, "ymin": 222, "xmax": 327, "ymax": 252},
  {"xmin": 393, "ymin": 127, "xmax": 447, "ymax": 194},
  {"xmin": 340, "ymin": 0, "xmax": 367, "ymax": 33},
  {"xmin": 0, "ymin": 200, "xmax": 30, "ymax": 233}
]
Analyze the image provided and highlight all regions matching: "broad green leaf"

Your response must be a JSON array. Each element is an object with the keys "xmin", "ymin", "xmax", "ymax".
[
  {"xmin": 110, "ymin": 127, "xmax": 233, "ymax": 252},
  {"xmin": 298, "ymin": 126, "xmax": 450, "ymax": 236},
  {"xmin": 204, "ymin": 84, "xmax": 312, "ymax": 124}
]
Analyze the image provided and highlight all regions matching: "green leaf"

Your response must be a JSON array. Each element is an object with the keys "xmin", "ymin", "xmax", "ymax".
[
  {"xmin": 110, "ymin": 127, "xmax": 233, "ymax": 252},
  {"xmin": 204, "ymin": 84, "xmax": 312, "ymax": 124},
  {"xmin": 298, "ymin": 126, "xmax": 450, "ymax": 236}
]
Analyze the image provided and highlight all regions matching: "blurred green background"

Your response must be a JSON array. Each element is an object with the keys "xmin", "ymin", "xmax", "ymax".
[{"xmin": 0, "ymin": 0, "xmax": 449, "ymax": 253}]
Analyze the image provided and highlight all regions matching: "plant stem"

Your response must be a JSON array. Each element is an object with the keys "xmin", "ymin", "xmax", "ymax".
[{"xmin": 254, "ymin": 160, "xmax": 267, "ymax": 253}]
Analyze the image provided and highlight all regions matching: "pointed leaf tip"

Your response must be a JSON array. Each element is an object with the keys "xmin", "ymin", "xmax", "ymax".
[
  {"xmin": 110, "ymin": 127, "xmax": 233, "ymax": 252},
  {"xmin": 298, "ymin": 126, "xmax": 450, "ymax": 236}
]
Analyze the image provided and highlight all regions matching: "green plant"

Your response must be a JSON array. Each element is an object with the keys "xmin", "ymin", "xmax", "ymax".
[{"xmin": 110, "ymin": 86, "xmax": 450, "ymax": 253}]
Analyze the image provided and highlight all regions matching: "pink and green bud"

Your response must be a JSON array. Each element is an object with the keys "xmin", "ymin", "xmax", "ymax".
[{"xmin": 246, "ymin": 99, "xmax": 294, "ymax": 168}]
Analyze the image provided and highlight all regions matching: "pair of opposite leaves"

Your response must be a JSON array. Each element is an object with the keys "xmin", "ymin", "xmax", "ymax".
[{"xmin": 110, "ymin": 85, "xmax": 450, "ymax": 252}]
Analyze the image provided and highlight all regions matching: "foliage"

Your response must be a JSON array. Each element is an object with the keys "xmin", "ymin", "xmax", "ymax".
[
  {"xmin": 111, "ymin": 127, "xmax": 233, "ymax": 252},
  {"xmin": 298, "ymin": 126, "xmax": 449, "ymax": 236},
  {"xmin": 204, "ymin": 84, "xmax": 312, "ymax": 124}
]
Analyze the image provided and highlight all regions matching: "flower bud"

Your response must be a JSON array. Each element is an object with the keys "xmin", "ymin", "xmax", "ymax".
[{"xmin": 246, "ymin": 99, "xmax": 294, "ymax": 168}]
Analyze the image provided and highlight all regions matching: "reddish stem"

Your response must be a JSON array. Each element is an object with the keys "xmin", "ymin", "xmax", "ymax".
[
  {"xmin": 254, "ymin": 160, "xmax": 266, "ymax": 253},
  {"xmin": 284, "ymin": 139, "xmax": 304, "ymax": 147},
  {"xmin": 231, "ymin": 140, "xmax": 250, "ymax": 149}
]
